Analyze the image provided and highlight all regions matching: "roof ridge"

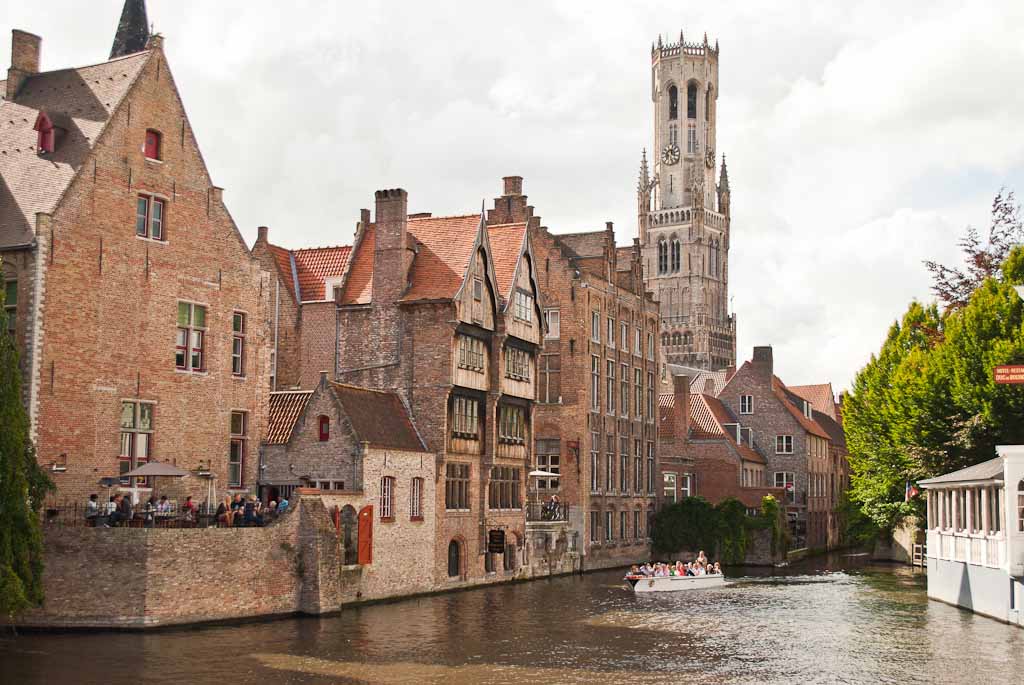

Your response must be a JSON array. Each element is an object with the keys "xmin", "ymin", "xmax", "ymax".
[
  {"xmin": 28, "ymin": 50, "xmax": 151, "ymax": 79},
  {"xmin": 270, "ymin": 389, "xmax": 314, "ymax": 395},
  {"xmin": 267, "ymin": 242, "xmax": 352, "ymax": 253},
  {"xmin": 329, "ymin": 380, "xmax": 398, "ymax": 396},
  {"xmin": 409, "ymin": 212, "xmax": 480, "ymax": 221}
]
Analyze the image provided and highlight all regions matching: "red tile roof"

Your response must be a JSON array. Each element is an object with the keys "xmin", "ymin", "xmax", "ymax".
[
  {"xmin": 401, "ymin": 214, "xmax": 483, "ymax": 302},
  {"xmin": 330, "ymin": 382, "xmax": 425, "ymax": 451},
  {"xmin": 659, "ymin": 391, "xmax": 766, "ymax": 464},
  {"xmin": 487, "ymin": 223, "xmax": 527, "ymax": 299},
  {"xmin": 266, "ymin": 244, "xmax": 297, "ymax": 298},
  {"xmin": 293, "ymin": 245, "xmax": 352, "ymax": 301},
  {"xmin": 267, "ymin": 391, "xmax": 314, "ymax": 444},
  {"xmin": 0, "ymin": 51, "xmax": 151, "ymax": 248},
  {"xmin": 773, "ymin": 376, "xmax": 831, "ymax": 439},
  {"xmin": 788, "ymin": 383, "xmax": 837, "ymax": 421}
]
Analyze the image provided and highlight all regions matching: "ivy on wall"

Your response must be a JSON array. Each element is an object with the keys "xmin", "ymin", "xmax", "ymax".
[{"xmin": 651, "ymin": 495, "xmax": 789, "ymax": 564}]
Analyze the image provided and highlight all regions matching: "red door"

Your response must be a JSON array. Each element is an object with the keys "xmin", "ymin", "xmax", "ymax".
[{"xmin": 357, "ymin": 505, "xmax": 373, "ymax": 565}]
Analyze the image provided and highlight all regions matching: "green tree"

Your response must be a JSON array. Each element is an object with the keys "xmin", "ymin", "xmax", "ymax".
[{"xmin": 0, "ymin": 292, "xmax": 53, "ymax": 618}]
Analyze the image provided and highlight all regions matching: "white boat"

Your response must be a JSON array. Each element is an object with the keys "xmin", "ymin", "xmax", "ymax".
[{"xmin": 625, "ymin": 573, "xmax": 725, "ymax": 593}]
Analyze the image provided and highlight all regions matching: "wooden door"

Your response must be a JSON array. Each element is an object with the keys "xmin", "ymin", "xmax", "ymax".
[{"xmin": 357, "ymin": 505, "xmax": 373, "ymax": 565}]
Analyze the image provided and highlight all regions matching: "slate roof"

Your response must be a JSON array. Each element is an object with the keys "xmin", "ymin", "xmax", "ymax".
[
  {"xmin": 330, "ymin": 382, "xmax": 425, "ymax": 451},
  {"xmin": 266, "ymin": 390, "xmax": 314, "ymax": 445},
  {"xmin": 919, "ymin": 457, "xmax": 1005, "ymax": 487},
  {"xmin": 0, "ymin": 51, "xmax": 151, "ymax": 249},
  {"xmin": 789, "ymin": 383, "xmax": 837, "ymax": 420}
]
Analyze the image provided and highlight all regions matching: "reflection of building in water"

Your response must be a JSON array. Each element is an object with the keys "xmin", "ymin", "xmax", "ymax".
[{"xmin": 921, "ymin": 445, "xmax": 1024, "ymax": 627}]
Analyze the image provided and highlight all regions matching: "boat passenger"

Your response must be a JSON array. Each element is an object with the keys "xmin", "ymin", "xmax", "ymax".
[{"xmin": 713, "ymin": 562, "xmax": 721, "ymax": 575}]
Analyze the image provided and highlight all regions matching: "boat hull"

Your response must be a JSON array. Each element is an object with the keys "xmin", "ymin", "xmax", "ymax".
[{"xmin": 626, "ymin": 574, "xmax": 725, "ymax": 593}]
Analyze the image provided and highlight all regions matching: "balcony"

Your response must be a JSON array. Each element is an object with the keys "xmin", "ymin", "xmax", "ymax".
[{"xmin": 526, "ymin": 500, "xmax": 570, "ymax": 523}]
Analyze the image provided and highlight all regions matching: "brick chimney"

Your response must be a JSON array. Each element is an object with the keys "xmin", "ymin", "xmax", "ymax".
[
  {"xmin": 487, "ymin": 176, "xmax": 532, "ymax": 225},
  {"xmin": 671, "ymin": 374, "xmax": 690, "ymax": 443},
  {"xmin": 256, "ymin": 226, "xmax": 268, "ymax": 243},
  {"xmin": 6, "ymin": 30, "xmax": 41, "ymax": 101},
  {"xmin": 752, "ymin": 346, "xmax": 773, "ymax": 379},
  {"xmin": 372, "ymin": 189, "xmax": 411, "ymax": 302}
]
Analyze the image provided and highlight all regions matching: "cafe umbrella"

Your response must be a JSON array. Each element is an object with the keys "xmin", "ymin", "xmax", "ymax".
[
  {"xmin": 527, "ymin": 469, "xmax": 561, "ymax": 520},
  {"xmin": 120, "ymin": 460, "xmax": 191, "ymax": 504}
]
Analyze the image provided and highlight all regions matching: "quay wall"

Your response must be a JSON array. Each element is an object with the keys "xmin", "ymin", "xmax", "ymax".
[{"xmin": 927, "ymin": 557, "xmax": 1024, "ymax": 627}]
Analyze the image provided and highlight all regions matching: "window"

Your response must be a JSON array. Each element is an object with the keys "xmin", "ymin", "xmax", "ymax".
[
  {"xmin": 176, "ymin": 302, "xmax": 206, "ymax": 371},
  {"xmin": 498, "ymin": 404, "xmax": 526, "ymax": 443},
  {"xmin": 380, "ymin": 476, "xmax": 395, "ymax": 520},
  {"xmin": 605, "ymin": 511, "xmax": 614, "ymax": 541},
  {"xmin": 668, "ymin": 84, "xmax": 678, "ymax": 120},
  {"xmin": 472, "ymin": 278, "xmax": 483, "ymax": 324},
  {"xmin": 590, "ymin": 440, "xmax": 599, "ymax": 492},
  {"xmin": 445, "ymin": 463, "xmax": 470, "ymax": 510},
  {"xmin": 489, "ymin": 466, "xmax": 521, "ymax": 509},
  {"xmin": 671, "ymin": 239, "xmax": 680, "ymax": 272},
  {"xmin": 136, "ymin": 194, "xmax": 165, "ymax": 240},
  {"xmin": 620, "ymin": 322, "xmax": 629, "ymax": 349},
  {"xmin": 774, "ymin": 472, "xmax": 795, "ymax": 503},
  {"xmin": 410, "ymin": 477, "xmax": 424, "ymax": 519},
  {"xmin": 119, "ymin": 401, "xmax": 153, "ymax": 486},
  {"xmin": 607, "ymin": 360, "xmax": 616, "ymax": 415},
  {"xmin": 485, "ymin": 551, "xmax": 496, "ymax": 574},
  {"xmin": 227, "ymin": 411, "xmax": 247, "ymax": 487},
  {"xmin": 680, "ymin": 473, "xmax": 692, "ymax": 498},
  {"xmin": 505, "ymin": 347, "xmax": 531, "ymax": 381},
  {"xmin": 634, "ymin": 509, "xmax": 641, "ymax": 540},
  {"xmin": 775, "ymin": 435, "xmax": 794, "ymax": 454},
  {"xmin": 514, "ymin": 290, "xmax": 533, "ymax": 322},
  {"xmin": 318, "ymin": 415, "xmax": 330, "ymax": 442},
  {"xmin": 448, "ymin": 540, "xmax": 461, "ymax": 578},
  {"xmin": 687, "ymin": 125, "xmax": 698, "ymax": 154},
  {"xmin": 663, "ymin": 473, "xmax": 677, "ymax": 503},
  {"xmin": 687, "ymin": 82, "xmax": 697, "ymax": 119},
  {"xmin": 620, "ymin": 363, "xmax": 629, "ymax": 416},
  {"xmin": 591, "ymin": 356, "xmax": 600, "ymax": 411},
  {"xmin": 620, "ymin": 511, "xmax": 628, "ymax": 542},
  {"xmin": 740, "ymin": 395, "xmax": 753, "ymax": 414},
  {"xmin": 504, "ymin": 544, "xmax": 517, "ymax": 571},
  {"xmin": 544, "ymin": 309, "xmax": 560, "ymax": 339},
  {"xmin": 657, "ymin": 239, "xmax": 668, "ymax": 274},
  {"xmin": 452, "ymin": 396, "xmax": 479, "ymax": 438},
  {"xmin": 634, "ymin": 440, "xmax": 643, "ymax": 494},
  {"xmin": 647, "ymin": 372, "xmax": 655, "ymax": 420},
  {"xmin": 606, "ymin": 441, "xmax": 614, "ymax": 493},
  {"xmin": 620, "ymin": 441, "xmax": 629, "ymax": 492},
  {"xmin": 3, "ymin": 280, "xmax": 15, "ymax": 334},
  {"xmin": 590, "ymin": 510, "xmax": 599, "ymax": 543},
  {"xmin": 539, "ymin": 354, "xmax": 561, "ymax": 404},
  {"xmin": 648, "ymin": 332, "xmax": 654, "ymax": 359},
  {"xmin": 647, "ymin": 442, "xmax": 656, "ymax": 493},
  {"xmin": 457, "ymin": 335, "xmax": 485, "ymax": 372},
  {"xmin": 607, "ymin": 318, "xmax": 615, "ymax": 348},
  {"xmin": 591, "ymin": 311, "xmax": 600, "ymax": 342},
  {"xmin": 144, "ymin": 129, "xmax": 161, "ymax": 160},
  {"xmin": 231, "ymin": 312, "xmax": 246, "ymax": 376},
  {"xmin": 537, "ymin": 446, "xmax": 560, "ymax": 490},
  {"xmin": 634, "ymin": 368, "xmax": 643, "ymax": 417}
]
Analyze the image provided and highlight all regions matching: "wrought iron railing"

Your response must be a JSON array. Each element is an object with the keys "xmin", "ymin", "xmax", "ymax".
[{"xmin": 526, "ymin": 501, "xmax": 570, "ymax": 522}]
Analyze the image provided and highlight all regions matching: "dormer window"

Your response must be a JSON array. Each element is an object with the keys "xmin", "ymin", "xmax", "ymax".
[
  {"xmin": 33, "ymin": 112, "xmax": 56, "ymax": 154},
  {"xmin": 144, "ymin": 129, "xmax": 162, "ymax": 160}
]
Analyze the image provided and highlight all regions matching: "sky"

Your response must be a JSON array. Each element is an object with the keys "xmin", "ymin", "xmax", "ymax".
[{"xmin": 4, "ymin": 0, "xmax": 1023, "ymax": 390}]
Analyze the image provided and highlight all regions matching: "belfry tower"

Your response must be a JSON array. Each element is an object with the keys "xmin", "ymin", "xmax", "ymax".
[{"xmin": 639, "ymin": 30, "xmax": 736, "ymax": 371}]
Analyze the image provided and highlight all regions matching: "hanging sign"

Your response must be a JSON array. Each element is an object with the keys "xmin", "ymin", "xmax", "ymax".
[
  {"xmin": 488, "ymin": 529, "xmax": 506, "ymax": 554},
  {"xmin": 994, "ymin": 365, "xmax": 1024, "ymax": 384}
]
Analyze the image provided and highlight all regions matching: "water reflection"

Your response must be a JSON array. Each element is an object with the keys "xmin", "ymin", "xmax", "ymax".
[{"xmin": 1, "ymin": 556, "xmax": 1021, "ymax": 684}]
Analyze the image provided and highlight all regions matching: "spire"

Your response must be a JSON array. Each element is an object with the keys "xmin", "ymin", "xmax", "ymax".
[
  {"xmin": 719, "ymin": 155, "xmax": 729, "ymax": 193},
  {"xmin": 637, "ymin": 148, "xmax": 650, "ymax": 192},
  {"xmin": 110, "ymin": 0, "xmax": 150, "ymax": 59}
]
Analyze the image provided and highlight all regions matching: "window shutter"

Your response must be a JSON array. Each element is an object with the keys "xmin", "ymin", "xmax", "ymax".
[{"xmin": 357, "ymin": 505, "xmax": 373, "ymax": 565}]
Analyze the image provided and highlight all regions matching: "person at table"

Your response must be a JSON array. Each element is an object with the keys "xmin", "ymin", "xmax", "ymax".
[
  {"xmin": 85, "ymin": 494, "xmax": 99, "ymax": 524},
  {"xmin": 242, "ymin": 498, "xmax": 261, "ymax": 526},
  {"xmin": 157, "ymin": 495, "xmax": 172, "ymax": 515},
  {"xmin": 181, "ymin": 496, "xmax": 197, "ymax": 523},
  {"xmin": 142, "ymin": 496, "xmax": 158, "ymax": 528},
  {"xmin": 277, "ymin": 497, "xmax": 289, "ymax": 515},
  {"xmin": 216, "ymin": 495, "xmax": 232, "ymax": 526}
]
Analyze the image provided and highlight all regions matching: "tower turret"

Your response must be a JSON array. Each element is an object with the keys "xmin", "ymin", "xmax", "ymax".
[
  {"xmin": 110, "ymin": 0, "xmax": 149, "ymax": 59},
  {"xmin": 718, "ymin": 155, "xmax": 730, "ymax": 218}
]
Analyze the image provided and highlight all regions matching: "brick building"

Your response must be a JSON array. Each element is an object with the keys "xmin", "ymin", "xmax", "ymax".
[
  {"xmin": 251, "ymin": 229, "xmax": 351, "ymax": 390},
  {"xmin": 0, "ymin": 3, "xmax": 270, "ymax": 504},
  {"xmin": 658, "ymin": 374, "xmax": 783, "ymax": 509},
  {"xmin": 716, "ymin": 346, "xmax": 844, "ymax": 549},
  {"xmin": 333, "ymin": 177, "xmax": 544, "ymax": 585},
  {"xmin": 530, "ymin": 221, "xmax": 660, "ymax": 569}
]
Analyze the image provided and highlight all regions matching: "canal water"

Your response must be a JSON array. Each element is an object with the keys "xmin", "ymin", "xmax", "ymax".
[{"xmin": 2, "ymin": 555, "xmax": 1021, "ymax": 684}]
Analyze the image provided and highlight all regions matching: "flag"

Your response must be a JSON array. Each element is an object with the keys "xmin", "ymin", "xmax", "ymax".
[{"xmin": 905, "ymin": 481, "xmax": 919, "ymax": 501}]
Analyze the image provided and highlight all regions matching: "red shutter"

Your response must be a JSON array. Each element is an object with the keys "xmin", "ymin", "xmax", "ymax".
[
  {"xmin": 144, "ymin": 130, "xmax": 160, "ymax": 159},
  {"xmin": 319, "ymin": 416, "xmax": 329, "ymax": 442},
  {"xmin": 357, "ymin": 505, "xmax": 373, "ymax": 565}
]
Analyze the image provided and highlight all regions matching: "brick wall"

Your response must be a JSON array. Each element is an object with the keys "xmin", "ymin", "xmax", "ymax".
[{"xmin": 250, "ymin": 232, "xmax": 302, "ymax": 389}]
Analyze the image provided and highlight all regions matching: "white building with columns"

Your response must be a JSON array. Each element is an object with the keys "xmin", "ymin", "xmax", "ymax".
[{"xmin": 920, "ymin": 445, "xmax": 1024, "ymax": 627}]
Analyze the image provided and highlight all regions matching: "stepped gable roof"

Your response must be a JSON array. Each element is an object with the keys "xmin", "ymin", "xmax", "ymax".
[
  {"xmin": 0, "ymin": 51, "xmax": 151, "ymax": 249},
  {"xmin": 615, "ymin": 246, "xmax": 633, "ymax": 270},
  {"xmin": 919, "ymin": 456, "xmax": 1004, "ymax": 487},
  {"xmin": 789, "ymin": 383, "xmax": 837, "ymax": 420},
  {"xmin": 773, "ymin": 376, "xmax": 831, "ymax": 440},
  {"xmin": 266, "ymin": 390, "xmax": 314, "ymax": 444},
  {"xmin": 555, "ymin": 230, "xmax": 606, "ymax": 259},
  {"xmin": 329, "ymin": 382, "xmax": 425, "ymax": 451},
  {"xmin": 487, "ymin": 222, "xmax": 527, "ymax": 300}
]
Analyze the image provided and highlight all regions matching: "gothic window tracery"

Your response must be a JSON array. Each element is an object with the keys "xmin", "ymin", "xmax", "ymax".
[
  {"xmin": 657, "ymin": 239, "xmax": 668, "ymax": 275},
  {"xmin": 668, "ymin": 85, "xmax": 678, "ymax": 120},
  {"xmin": 670, "ymin": 237, "xmax": 681, "ymax": 273},
  {"xmin": 687, "ymin": 83, "xmax": 697, "ymax": 119}
]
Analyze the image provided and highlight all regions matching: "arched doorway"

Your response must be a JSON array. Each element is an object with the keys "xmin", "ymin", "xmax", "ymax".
[{"xmin": 447, "ymin": 539, "xmax": 462, "ymax": 578}]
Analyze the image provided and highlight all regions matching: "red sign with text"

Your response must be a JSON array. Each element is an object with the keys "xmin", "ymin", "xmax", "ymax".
[{"xmin": 994, "ymin": 365, "xmax": 1024, "ymax": 384}]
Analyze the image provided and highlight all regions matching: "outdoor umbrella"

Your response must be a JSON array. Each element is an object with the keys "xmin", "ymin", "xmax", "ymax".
[{"xmin": 121, "ymin": 461, "xmax": 191, "ymax": 506}]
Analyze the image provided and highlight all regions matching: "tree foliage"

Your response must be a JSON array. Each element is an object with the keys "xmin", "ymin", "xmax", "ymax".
[
  {"xmin": 847, "ymin": 224, "xmax": 1024, "ymax": 532},
  {"xmin": 924, "ymin": 189, "xmax": 1023, "ymax": 311},
  {"xmin": 651, "ymin": 495, "xmax": 787, "ymax": 564},
  {"xmin": 0, "ymin": 293, "xmax": 54, "ymax": 619}
]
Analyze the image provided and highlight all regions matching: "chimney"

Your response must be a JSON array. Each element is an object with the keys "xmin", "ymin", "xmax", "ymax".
[
  {"xmin": 488, "ymin": 176, "xmax": 529, "ymax": 224},
  {"xmin": 752, "ymin": 346, "xmax": 773, "ymax": 378},
  {"xmin": 503, "ymin": 176, "xmax": 523, "ymax": 196},
  {"xmin": 671, "ymin": 374, "xmax": 690, "ymax": 443},
  {"xmin": 372, "ymin": 188, "xmax": 411, "ymax": 302},
  {"xmin": 6, "ymin": 30, "xmax": 41, "ymax": 101},
  {"xmin": 256, "ymin": 226, "xmax": 268, "ymax": 243}
]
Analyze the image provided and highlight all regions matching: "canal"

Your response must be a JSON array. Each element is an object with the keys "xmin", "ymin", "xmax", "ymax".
[{"xmin": 2, "ymin": 555, "xmax": 1021, "ymax": 684}]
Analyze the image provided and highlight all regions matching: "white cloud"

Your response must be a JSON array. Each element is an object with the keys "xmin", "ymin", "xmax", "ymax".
[{"xmin": 3, "ymin": 0, "xmax": 1023, "ymax": 389}]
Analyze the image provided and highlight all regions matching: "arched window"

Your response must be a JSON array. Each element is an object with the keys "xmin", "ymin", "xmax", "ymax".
[
  {"xmin": 380, "ymin": 476, "xmax": 395, "ymax": 520},
  {"xmin": 447, "ymin": 539, "xmax": 462, "ymax": 578},
  {"xmin": 661, "ymin": 333, "xmax": 669, "ymax": 346},
  {"xmin": 144, "ymin": 129, "xmax": 161, "ymax": 160},
  {"xmin": 671, "ymin": 239, "xmax": 681, "ymax": 272},
  {"xmin": 671, "ymin": 332, "xmax": 681, "ymax": 346},
  {"xmin": 668, "ymin": 85, "xmax": 678, "ymax": 120},
  {"xmin": 318, "ymin": 415, "xmax": 329, "ymax": 442},
  {"xmin": 687, "ymin": 83, "xmax": 698, "ymax": 119},
  {"xmin": 657, "ymin": 239, "xmax": 668, "ymax": 274}
]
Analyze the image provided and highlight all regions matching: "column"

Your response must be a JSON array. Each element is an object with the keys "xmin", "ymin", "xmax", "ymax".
[
  {"xmin": 966, "ymin": 488, "xmax": 974, "ymax": 534},
  {"xmin": 981, "ymin": 487, "xmax": 990, "ymax": 535}
]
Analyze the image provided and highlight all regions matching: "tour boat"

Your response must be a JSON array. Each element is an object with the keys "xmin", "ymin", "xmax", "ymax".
[{"xmin": 625, "ymin": 573, "xmax": 725, "ymax": 593}]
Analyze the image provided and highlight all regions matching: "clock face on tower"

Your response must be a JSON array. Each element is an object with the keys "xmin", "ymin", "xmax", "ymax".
[{"xmin": 661, "ymin": 143, "xmax": 680, "ymax": 166}]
